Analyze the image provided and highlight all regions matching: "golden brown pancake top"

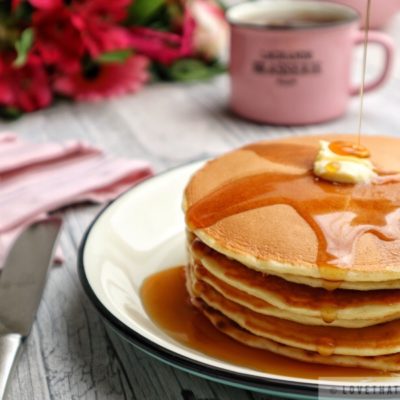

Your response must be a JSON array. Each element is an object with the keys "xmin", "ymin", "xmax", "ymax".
[{"xmin": 184, "ymin": 135, "xmax": 400, "ymax": 280}]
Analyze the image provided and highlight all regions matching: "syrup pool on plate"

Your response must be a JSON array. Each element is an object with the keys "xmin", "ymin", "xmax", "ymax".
[{"xmin": 140, "ymin": 266, "xmax": 392, "ymax": 380}]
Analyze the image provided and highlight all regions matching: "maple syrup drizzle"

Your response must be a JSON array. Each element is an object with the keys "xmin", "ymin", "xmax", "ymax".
[
  {"xmin": 329, "ymin": 141, "xmax": 370, "ymax": 158},
  {"xmin": 357, "ymin": 0, "xmax": 372, "ymax": 146},
  {"xmin": 316, "ymin": 337, "xmax": 336, "ymax": 357},
  {"xmin": 186, "ymin": 143, "xmax": 400, "ymax": 273},
  {"xmin": 141, "ymin": 267, "xmax": 391, "ymax": 378},
  {"xmin": 329, "ymin": 1, "xmax": 373, "ymax": 158},
  {"xmin": 321, "ymin": 306, "xmax": 338, "ymax": 324},
  {"xmin": 320, "ymin": 290, "xmax": 338, "ymax": 324}
]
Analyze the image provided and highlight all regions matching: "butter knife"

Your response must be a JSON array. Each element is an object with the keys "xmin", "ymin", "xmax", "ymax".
[{"xmin": 0, "ymin": 219, "xmax": 62, "ymax": 399}]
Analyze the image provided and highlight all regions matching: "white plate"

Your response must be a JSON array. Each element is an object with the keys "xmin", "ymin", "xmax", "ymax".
[{"xmin": 78, "ymin": 161, "xmax": 399, "ymax": 399}]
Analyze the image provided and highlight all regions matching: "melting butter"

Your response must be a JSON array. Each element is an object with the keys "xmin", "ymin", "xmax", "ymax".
[{"xmin": 313, "ymin": 140, "xmax": 377, "ymax": 184}]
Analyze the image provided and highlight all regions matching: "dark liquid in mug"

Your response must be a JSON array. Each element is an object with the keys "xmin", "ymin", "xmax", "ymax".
[{"xmin": 243, "ymin": 13, "xmax": 344, "ymax": 28}]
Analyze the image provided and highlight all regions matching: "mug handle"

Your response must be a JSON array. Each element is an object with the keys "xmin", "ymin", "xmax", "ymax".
[{"xmin": 350, "ymin": 30, "xmax": 394, "ymax": 96}]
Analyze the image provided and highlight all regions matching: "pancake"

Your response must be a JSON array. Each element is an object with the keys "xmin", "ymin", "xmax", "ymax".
[
  {"xmin": 189, "ymin": 272, "xmax": 400, "ymax": 357},
  {"xmin": 190, "ymin": 258, "xmax": 400, "ymax": 328},
  {"xmin": 187, "ymin": 269, "xmax": 400, "ymax": 371},
  {"xmin": 183, "ymin": 134, "xmax": 400, "ymax": 284},
  {"xmin": 189, "ymin": 239, "xmax": 400, "ymax": 325},
  {"xmin": 201, "ymin": 304, "xmax": 400, "ymax": 372},
  {"xmin": 187, "ymin": 264, "xmax": 400, "ymax": 370},
  {"xmin": 271, "ymin": 273, "xmax": 400, "ymax": 291},
  {"xmin": 183, "ymin": 134, "xmax": 400, "ymax": 372}
]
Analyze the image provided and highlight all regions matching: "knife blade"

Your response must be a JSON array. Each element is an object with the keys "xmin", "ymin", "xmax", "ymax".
[{"xmin": 0, "ymin": 218, "xmax": 62, "ymax": 399}]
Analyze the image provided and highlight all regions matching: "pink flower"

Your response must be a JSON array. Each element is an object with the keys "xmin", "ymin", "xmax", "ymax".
[
  {"xmin": 32, "ymin": 0, "xmax": 132, "ymax": 72},
  {"xmin": 53, "ymin": 55, "xmax": 149, "ymax": 101},
  {"xmin": 72, "ymin": 15, "xmax": 131, "ymax": 58},
  {"xmin": 129, "ymin": 7, "xmax": 195, "ymax": 65},
  {"xmin": 74, "ymin": 0, "xmax": 131, "ymax": 23},
  {"xmin": 190, "ymin": 0, "xmax": 229, "ymax": 60},
  {"xmin": 71, "ymin": 0, "xmax": 132, "ymax": 57},
  {"xmin": 29, "ymin": 0, "xmax": 63, "ymax": 10},
  {"xmin": 0, "ymin": 53, "xmax": 52, "ymax": 112},
  {"xmin": 32, "ymin": 6, "xmax": 84, "ymax": 73}
]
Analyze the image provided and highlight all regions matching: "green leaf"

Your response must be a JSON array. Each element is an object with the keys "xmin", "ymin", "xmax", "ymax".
[
  {"xmin": 97, "ymin": 49, "xmax": 133, "ymax": 64},
  {"xmin": 0, "ymin": 106, "xmax": 23, "ymax": 120},
  {"xmin": 168, "ymin": 59, "xmax": 226, "ymax": 82},
  {"xmin": 14, "ymin": 27, "xmax": 34, "ymax": 67},
  {"xmin": 127, "ymin": 0, "xmax": 165, "ymax": 25},
  {"xmin": 13, "ymin": 2, "xmax": 34, "ymax": 23},
  {"xmin": 215, "ymin": 0, "xmax": 227, "ymax": 11}
]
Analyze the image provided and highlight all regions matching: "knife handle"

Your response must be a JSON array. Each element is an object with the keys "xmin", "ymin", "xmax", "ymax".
[{"xmin": 0, "ymin": 334, "xmax": 22, "ymax": 400}]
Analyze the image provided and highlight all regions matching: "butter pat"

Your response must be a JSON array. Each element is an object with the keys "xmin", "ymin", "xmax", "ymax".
[{"xmin": 313, "ymin": 140, "xmax": 377, "ymax": 184}]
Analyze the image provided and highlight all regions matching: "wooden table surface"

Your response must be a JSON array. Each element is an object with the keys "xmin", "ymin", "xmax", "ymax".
[{"xmin": 2, "ymin": 13, "xmax": 400, "ymax": 400}]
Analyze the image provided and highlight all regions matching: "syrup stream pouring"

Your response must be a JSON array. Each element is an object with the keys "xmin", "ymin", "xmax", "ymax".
[{"xmin": 357, "ymin": 0, "xmax": 372, "ymax": 144}]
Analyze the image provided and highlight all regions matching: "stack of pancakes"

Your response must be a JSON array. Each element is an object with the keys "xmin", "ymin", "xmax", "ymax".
[{"xmin": 183, "ymin": 134, "xmax": 400, "ymax": 371}]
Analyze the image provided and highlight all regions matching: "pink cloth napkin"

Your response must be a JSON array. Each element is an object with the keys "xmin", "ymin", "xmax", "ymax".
[{"xmin": 0, "ymin": 133, "xmax": 153, "ymax": 267}]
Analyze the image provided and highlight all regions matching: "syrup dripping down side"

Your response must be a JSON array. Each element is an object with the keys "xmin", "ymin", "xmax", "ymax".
[{"xmin": 140, "ymin": 266, "xmax": 390, "ymax": 379}]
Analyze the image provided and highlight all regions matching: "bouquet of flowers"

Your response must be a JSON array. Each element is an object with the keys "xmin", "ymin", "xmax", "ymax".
[{"xmin": 0, "ymin": 0, "xmax": 228, "ymax": 117}]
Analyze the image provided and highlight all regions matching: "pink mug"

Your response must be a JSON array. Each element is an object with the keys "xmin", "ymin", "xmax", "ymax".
[
  {"xmin": 322, "ymin": 0, "xmax": 400, "ymax": 29},
  {"xmin": 227, "ymin": 0, "xmax": 395, "ymax": 125}
]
